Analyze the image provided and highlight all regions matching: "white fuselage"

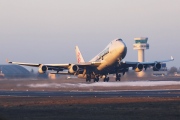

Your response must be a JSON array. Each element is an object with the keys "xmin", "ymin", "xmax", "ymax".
[
  {"xmin": 90, "ymin": 39, "xmax": 127, "ymax": 71},
  {"xmin": 78, "ymin": 39, "xmax": 127, "ymax": 79}
]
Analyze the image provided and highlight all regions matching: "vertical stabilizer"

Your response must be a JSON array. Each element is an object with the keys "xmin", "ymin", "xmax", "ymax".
[{"xmin": 75, "ymin": 46, "xmax": 85, "ymax": 63}]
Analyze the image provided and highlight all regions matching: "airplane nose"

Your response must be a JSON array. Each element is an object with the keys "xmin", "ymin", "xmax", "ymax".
[
  {"xmin": 118, "ymin": 41, "xmax": 127, "ymax": 59},
  {"xmin": 119, "ymin": 41, "xmax": 125, "ymax": 52}
]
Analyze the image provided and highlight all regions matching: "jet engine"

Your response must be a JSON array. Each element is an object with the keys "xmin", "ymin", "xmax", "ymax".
[
  {"xmin": 134, "ymin": 63, "xmax": 144, "ymax": 72},
  {"xmin": 38, "ymin": 65, "xmax": 48, "ymax": 74},
  {"xmin": 153, "ymin": 63, "xmax": 161, "ymax": 71},
  {"xmin": 68, "ymin": 64, "xmax": 79, "ymax": 74}
]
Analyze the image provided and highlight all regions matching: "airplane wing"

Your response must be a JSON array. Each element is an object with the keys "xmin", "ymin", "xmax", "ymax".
[
  {"xmin": 7, "ymin": 45, "xmax": 102, "ymax": 74},
  {"xmin": 7, "ymin": 61, "xmax": 101, "ymax": 67},
  {"xmin": 7, "ymin": 59, "xmax": 102, "ymax": 73},
  {"xmin": 120, "ymin": 56, "xmax": 174, "ymax": 71},
  {"xmin": 140, "ymin": 56, "xmax": 174, "ymax": 65}
]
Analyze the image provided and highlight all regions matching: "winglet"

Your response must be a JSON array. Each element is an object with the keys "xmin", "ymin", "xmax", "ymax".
[
  {"xmin": 6, "ymin": 59, "xmax": 10, "ymax": 63},
  {"xmin": 171, "ymin": 56, "xmax": 174, "ymax": 61},
  {"xmin": 75, "ymin": 46, "xmax": 85, "ymax": 63}
]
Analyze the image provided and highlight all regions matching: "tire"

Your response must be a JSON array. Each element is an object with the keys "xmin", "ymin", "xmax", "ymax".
[{"xmin": 107, "ymin": 77, "xmax": 109, "ymax": 82}]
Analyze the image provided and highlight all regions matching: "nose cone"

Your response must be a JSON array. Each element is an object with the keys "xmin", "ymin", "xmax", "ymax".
[
  {"xmin": 117, "ymin": 41, "xmax": 127, "ymax": 59},
  {"xmin": 119, "ymin": 41, "xmax": 125, "ymax": 51}
]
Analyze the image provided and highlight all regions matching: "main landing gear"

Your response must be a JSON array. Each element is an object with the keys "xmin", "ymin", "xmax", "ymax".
[
  {"xmin": 86, "ymin": 73, "xmax": 121, "ymax": 82},
  {"xmin": 86, "ymin": 74, "xmax": 91, "ymax": 82},
  {"xmin": 94, "ymin": 75, "xmax": 99, "ymax": 82},
  {"xmin": 103, "ymin": 75, "xmax": 109, "ymax": 82},
  {"xmin": 115, "ymin": 73, "xmax": 121, "ymax": 81},
  {"xmin": 94, "ymin": 75, "xmax": 109, "ymax": 82}
]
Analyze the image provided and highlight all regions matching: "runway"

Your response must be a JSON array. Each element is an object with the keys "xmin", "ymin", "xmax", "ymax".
[
  {"xmin": 0, "ymin": 90, "xmax": 180, "ymax": 97},
  {"xmin": 1, "ymin": 78, "xmax": 180, "ymax": 98},
  {"xmin": 1, "ymin": 79, "xmax": 180, "ymax": 120}
]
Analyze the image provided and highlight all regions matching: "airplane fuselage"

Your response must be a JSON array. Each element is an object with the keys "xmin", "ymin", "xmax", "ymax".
[
  {"xmin": 78, "ymin": 39, "xmax": 127, "ymax": 79},
  {"xmin": 91, "ymin": 39, "xmax": 127, "ymax": 71}
]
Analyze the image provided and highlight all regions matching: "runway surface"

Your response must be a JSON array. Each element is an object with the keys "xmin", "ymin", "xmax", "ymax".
[{"xmin": 0, "ymin": 90, "xmax": 180, "ymax": 97}]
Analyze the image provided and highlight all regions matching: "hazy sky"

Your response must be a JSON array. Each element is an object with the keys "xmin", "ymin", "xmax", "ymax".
[{"xmin": 0, "ymin": 0, "xmax": 180, "ymax": 68}]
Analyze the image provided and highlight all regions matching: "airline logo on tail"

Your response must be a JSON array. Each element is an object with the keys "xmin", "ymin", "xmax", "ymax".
[
  {"xmin": 77, "ymin": 51, "xmax": 81, "ymax": 63},
  {"xmin": 75, "ymin": 46, "xmax": 85, "ymax": 63}
]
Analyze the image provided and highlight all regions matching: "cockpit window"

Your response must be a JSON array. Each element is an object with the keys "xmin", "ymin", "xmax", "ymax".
[{"xmin": 116, "ymin": 39, "xmax": 122, "ymax": 41}]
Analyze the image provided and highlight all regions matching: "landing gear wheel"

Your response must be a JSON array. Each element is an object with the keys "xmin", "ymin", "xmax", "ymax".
[
  {"xmin": 93, "ymin": 75, "xmax": 99, "ymax": 82},
  {"xmin": 103, "ymin": 77, "xmax": 109, "ymax": 82},
  {"xmin": 116, "ymin": 74, "xmax": 121, "ymax": 81},
  {"xmin": 86, "ymin": 74, "xmax": 91, "ymax": 82},
  {"xmin": 94, "ymin": 78, "xmax": 99, "ymax": 82}
]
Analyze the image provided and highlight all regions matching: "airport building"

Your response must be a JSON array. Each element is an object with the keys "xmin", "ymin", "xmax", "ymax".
[
  {"xmin": 0, "ymin": 65, "xmax": 31, "ymax": 78},
  {"xmin": 133, "ymin": 37, "xmax": 149, "ymax": 77},
  {"xmin": 133, "ymin": 37, "xmax": 149, "ymax": 62}
]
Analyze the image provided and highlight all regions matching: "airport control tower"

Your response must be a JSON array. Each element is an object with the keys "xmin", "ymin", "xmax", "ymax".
[{"xmin": 133, "ymin": 37, "xmax": 149, "ymax": 62}]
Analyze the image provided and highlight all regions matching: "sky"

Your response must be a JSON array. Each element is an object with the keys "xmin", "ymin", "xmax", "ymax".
[{"xmin": 0, "ymin": 0, "xmax": 180, "ymax": 68}]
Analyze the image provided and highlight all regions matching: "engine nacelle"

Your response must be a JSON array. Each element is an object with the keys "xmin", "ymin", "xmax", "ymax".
[
  {"xmin": 134, "ymin": 63, "xmax": 143, "ymax": 72},
  {"xmin": 153, "ymin": 63, "xmax": 161, "ymax": 71},
  {"xmin": 38, "ymin": 65, "xmax": 48, "ymax": 74},
  {"xmin": 68, "ymin": 64, "xmax": 79, "ymax": 74}
]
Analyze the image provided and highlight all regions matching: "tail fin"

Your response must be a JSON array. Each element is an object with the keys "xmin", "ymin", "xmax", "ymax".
[{"xmin": 75, "ymin": 46, "xmax": 85, "ymax": 63}]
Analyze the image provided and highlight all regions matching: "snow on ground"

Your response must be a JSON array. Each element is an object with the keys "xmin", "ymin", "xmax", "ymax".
[{"xmin": 26, "ymin": 81, "xmax": 180, "ymax": 88}]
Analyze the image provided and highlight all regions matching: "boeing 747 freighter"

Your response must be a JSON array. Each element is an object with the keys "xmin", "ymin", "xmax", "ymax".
[{"xmin": 7, "ymin": 38, "xmax": 174, "ymax": 82}]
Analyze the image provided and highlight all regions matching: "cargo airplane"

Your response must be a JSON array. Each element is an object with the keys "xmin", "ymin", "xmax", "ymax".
[{"xmin": 7, "ymin": 38, "xmax": 174, "ymax": 82}]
